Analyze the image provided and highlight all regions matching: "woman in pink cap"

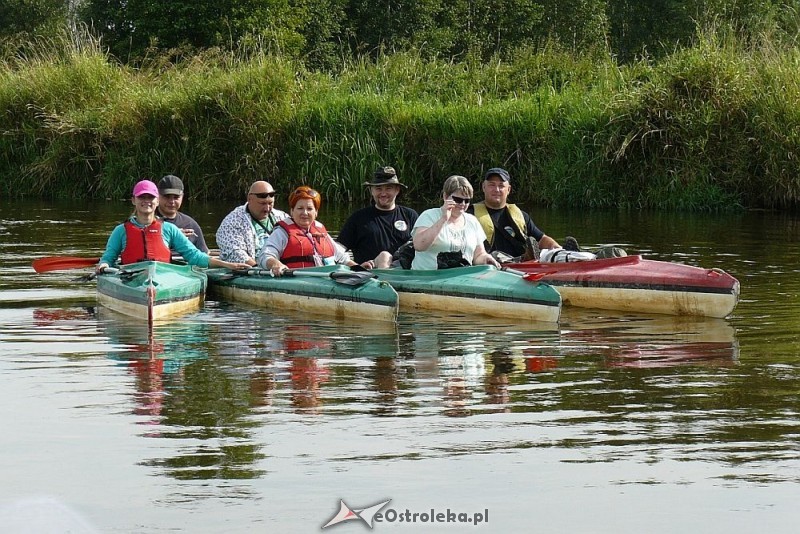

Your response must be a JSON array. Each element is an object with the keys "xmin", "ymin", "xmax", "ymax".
[{"xmin": 96, "ymin": 180, "xmax": 249, "ymax": 272}]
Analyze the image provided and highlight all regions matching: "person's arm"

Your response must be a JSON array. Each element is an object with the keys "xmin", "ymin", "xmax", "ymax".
[
  {"xmin": 332, "ymin": 238, "xmax": 373, "ymax": 269},
  {"xmin": 194, "ymin": 231, "xmax": 210, "ymax": 254},
  {"xmin": 468, "ymin": 216, "xmax": 500, "ymax": 268},
  {"xmin": 473, "ymin": 243, "xmax": 500, "ymax": 268},
  {"xmin": 208, "ymin": 257, "xmax": 249, "ymax": 270},
  {"xmin": 187, "ymin": 218, "xmax": 210, "ymax": 253},
  {"xmin": 524, "ymin": 213, "xmax": 558, "ymax": 249},
  {"xmin": 97, "ymin": 224, "xmax": 126, "ymax": 272},
  {"xmin": 412, "ymin": 206, "xmax": 451, "ymax": 251},
  {"xmin": 164, "ymin": 223, "xmax": 211, "ymax": 267},
  {"xmin": 539, "ymin": 234, "xmax": 559, "ymax": 249},
  {"xmin": 258, "ymin": 229, "xmax": 289, "ymax": 275}
]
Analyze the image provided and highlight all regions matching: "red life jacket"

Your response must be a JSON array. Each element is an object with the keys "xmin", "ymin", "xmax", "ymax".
[
  {"xmin": 276, "ymin": 219, "xmax": 336, "ymax": 268},
  {"xmin": 120, "ymin": 219, "xmax": 172, "ymax": 264}
]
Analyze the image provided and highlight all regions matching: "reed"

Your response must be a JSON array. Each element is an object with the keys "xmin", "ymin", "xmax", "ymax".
[{"xmin": 2, "ymin": 25, "xmax": 800, "ymax": 210}]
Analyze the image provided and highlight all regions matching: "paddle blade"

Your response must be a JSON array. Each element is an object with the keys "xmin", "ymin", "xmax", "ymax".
[
  {"xmin": 329, "ymin": 271, "xmax": 376, "ymax": 286},
  {"xmin": 282, "ymin": 269, "xmax": 377, "ymax": 286},
  {"xmin": 523, "ymin": 272, "xmax": 551, "ymax": 282},
  {"xmin": 32, "ymin": 256, "xmax": 101, "ymax": 273}
]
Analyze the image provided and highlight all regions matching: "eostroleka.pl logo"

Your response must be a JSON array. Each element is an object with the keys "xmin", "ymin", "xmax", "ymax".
[
  {"xmin": 322, "ymin": 499, "xmax": 489, "ymax": 529},
  {"xmin": 322, "ymin": 499, "xmax": 391, "ymax": 529}
]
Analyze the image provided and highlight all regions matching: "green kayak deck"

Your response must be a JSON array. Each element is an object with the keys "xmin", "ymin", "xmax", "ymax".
[
  {"xmin": 207, "ymin": 266, "xmax": 399, "ymax": 322},
  {"xmin": 96, "ymin": 261, "xmax": 207, "ymax": 321},
  {"xmin": 371, "ymin": 265, "xmax": 561, "ymax": 323}
]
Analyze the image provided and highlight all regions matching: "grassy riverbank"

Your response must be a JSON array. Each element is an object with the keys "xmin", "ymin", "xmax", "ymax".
[{"xmin": 1, "ymin": 28, "xmax": 799, "ymax": 209}]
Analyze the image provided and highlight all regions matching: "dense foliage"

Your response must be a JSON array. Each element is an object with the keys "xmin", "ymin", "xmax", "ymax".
[
  {"xmin": 2, "ymin": 2, "xmax": 800, "ymax": 209},
  {"xmin": 3, "ymin": 1, "xmax": 798, "ymax": 67}
]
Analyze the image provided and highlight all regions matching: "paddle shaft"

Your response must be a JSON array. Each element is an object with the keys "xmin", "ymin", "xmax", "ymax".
[{"xmin": 242, "ymin": 268, "xmax": 375, "ymax": 286}]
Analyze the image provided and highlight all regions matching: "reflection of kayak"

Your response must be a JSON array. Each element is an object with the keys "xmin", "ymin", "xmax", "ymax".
[
  {"xmin": 562, "ymin": 313, "xmax": 739, "ymax": 368},
  {"xmin": 207, "ymin": 266, "xmax": 399, "ymax": 323},
  {"xmin": 372, "ymin": 265, "xmax": 561, "ymax": 323},
  {"xmin": 506, "ymin": 255, "xmax": 739, "ymax": 318},
  {"xmin": 96, "ymin": 261, "xmax": 207, "ymax": 321}
]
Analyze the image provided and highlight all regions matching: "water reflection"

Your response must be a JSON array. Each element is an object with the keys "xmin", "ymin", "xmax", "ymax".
[
  {"xmin": 95, "ymin": 308, "xmax": 267, "ymax": 481},
  {"xmin": 561, "ymin": 312, "xmax": 739, "ymax": 369},
  {"xmin": 6, "ymin": 200, "xmax": 800, "ymax": 532}
]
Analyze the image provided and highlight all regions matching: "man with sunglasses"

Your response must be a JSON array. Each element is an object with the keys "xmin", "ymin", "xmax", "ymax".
[
  {"xmin": 216, "ymin": 180, "xmax": 288, "ymax": 266},
  {"xmin": 337, "ymin": 166, "xmax": 418, "ymax": 269},
  {"xmin": 468, "ymin": 167, "xmax": 560, "ymax": 262},
  {"xmin": 156, "ymin": 174, "xmax": 210, "ymax": 253}
]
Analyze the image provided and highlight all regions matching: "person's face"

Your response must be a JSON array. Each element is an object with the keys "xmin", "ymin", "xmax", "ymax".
[
  {"xmin": 445, "ymin": 189, "xmax": 472, "ymax": 214},
  {"xmin": 247, "ymin": 184, "xmax": 277, "ymax": 220},
  {"xmin": 482, "ymin": 176, "xmax": 510, "ymax": 208},
  {"xmin": 291, "ymin": 198, "xmax": 317, "ymax": 229},
  {"xmin": 158, "ymin": 193, "xmax": 183, "ymax": 217},
  {"xmin": 370, "ymin": 184, "xmax": 400, "ymax": 210},
  {"xmin": 132, "ymin": 194, "xmax": 158, "ymax": 216}
]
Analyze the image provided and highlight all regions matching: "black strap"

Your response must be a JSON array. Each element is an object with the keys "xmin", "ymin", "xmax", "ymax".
[
  {"xmin": 282, "ymin": 255, "xmax": 315, "ymax": 265},
  {"xmin": 248, "ymin": 208, "xmax": 275, "ymax": 233}
]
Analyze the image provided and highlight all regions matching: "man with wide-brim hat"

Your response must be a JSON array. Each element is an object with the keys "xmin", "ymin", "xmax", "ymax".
[
  {"xmin": 363, "ymin": 166, "xmax": 408, "ymax": 189},
  {"xmin": 338, "ymin": 165, "xmax": 418, "ymax": 268}
]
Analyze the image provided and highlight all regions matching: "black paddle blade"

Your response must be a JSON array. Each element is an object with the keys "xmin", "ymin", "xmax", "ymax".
[{"xmin": 328, "ymin": 271, "xmax": 376, "ymax": 286}]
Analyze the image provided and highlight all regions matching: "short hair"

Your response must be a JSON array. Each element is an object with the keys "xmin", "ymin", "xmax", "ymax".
[
  {"xmin": 442, "ymin": 175, "xmax": 473, "ymax": 198},
  {"xmin": 288, "ymin": 185, "xmax": 321, "ymax": 210}
]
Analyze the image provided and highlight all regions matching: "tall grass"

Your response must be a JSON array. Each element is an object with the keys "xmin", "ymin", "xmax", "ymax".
[{"xmin": 2, "ymin": 25, "xmax": 800, "ymax": 210}]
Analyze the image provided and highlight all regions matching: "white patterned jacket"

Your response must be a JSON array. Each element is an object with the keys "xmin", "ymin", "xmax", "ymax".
[{"xmin": 216, "ymin": 204, "xmax": 288, "ymax": 263}]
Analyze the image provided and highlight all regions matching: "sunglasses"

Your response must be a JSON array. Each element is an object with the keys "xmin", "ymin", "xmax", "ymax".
[
  {"xmin": 292, "ymin": 187, "xmax": 320, "ymax": 198},
  {"xmin": 250, "ymin": 192, "xmax": 276, "ymax": 199},
  {"xmin": 450, "ymin": 195, "xmax": 471, "ymax": 205}
]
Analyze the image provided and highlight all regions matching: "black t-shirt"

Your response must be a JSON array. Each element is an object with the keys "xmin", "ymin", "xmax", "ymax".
[
  {"xmin": 337, "ymin": 205, "xmax": 419, "ymax": 263},
  {"xmin": 467, "ymin": 204, "xmax": 543, "ymax": 257}
]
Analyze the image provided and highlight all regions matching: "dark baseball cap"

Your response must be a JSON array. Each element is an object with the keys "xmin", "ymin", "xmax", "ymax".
[
  {"xmin": 158, "ymin": 175, "xmax": 184, "ymax": 195},
  {"xmin": 484, "ymin": 168, "xmax": 511, "ymax": 182}
]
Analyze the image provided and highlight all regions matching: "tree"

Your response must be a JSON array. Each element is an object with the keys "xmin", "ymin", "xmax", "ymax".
[
  {"xmin": 79, "ymin": 0, "xmax": 309, "ymax": 61},
  {"xmin": 0, "ymin": 0, "xmax": 68, "ymax": 39}
]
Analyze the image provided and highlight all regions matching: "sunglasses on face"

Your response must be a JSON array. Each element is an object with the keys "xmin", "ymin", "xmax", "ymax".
[
  {"xmin": 450, "ymin": 195, "xmax": 471, "ymax": 205},
  {"xmin": 250, "ymin": 192, "xmax": 276, "ymax": 199}
]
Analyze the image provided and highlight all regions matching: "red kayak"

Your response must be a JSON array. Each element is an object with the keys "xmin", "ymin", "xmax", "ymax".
[{"xmin": 506, "ymin": 255, "xmax": 740, "ymax": 318}]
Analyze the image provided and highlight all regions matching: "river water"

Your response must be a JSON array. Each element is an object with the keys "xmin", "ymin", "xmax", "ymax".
[{"xmin": 1, "ymin": 199, "xmax": 799, "ymax": 533}]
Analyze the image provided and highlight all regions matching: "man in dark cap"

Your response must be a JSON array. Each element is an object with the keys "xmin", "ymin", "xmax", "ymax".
[
  {"xmin": 337, "ymin": 166, "xmax": 419, "ymax": 268},
  {"xmin": 156, "ymin": 174, "xmax": 210, "ymax": 253},
  {"xmin": 467, "ymin": 167, "xmax": 559, "ymax": 261}
]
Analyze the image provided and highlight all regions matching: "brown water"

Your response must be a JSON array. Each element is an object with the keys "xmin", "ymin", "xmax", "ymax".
[{"xmin": 1, "ymin": 199, "xmax": 799, "ymax": 533}]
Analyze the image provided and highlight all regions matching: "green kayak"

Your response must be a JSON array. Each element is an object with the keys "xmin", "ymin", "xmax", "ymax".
[
  {"xmin": 96, "ymin": 261, "xmax": 208, "ymax": 321},
  {"xmin": 207, "ymin": 265, "xmax": 399, "ymax": 323},
  {"xmin": 371, "ymin": 265, "xmax": 562, "ymax": 323}
]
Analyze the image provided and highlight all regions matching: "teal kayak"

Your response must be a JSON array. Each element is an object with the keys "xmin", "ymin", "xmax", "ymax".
[
  {"xmin": 207, "ymin": 265, "xmax": 399, "ymax": 323},
  {"xmin": 371, "ymin": 265, "xmax": 562, "ymax": 323},
  {"xmin": 96, "ymin": 261, "xmax": 207, "ymax": 321}
]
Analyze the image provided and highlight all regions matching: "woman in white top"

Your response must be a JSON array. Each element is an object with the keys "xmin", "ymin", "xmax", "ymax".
[{"xmin": 411, "ymin": 175, "xmax": 501, "ymax": 270}]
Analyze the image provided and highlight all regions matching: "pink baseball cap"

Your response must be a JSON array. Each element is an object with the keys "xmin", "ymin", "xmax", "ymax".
[{"xmin": 132, "ymin": 180, "xmax": 159, "ymax": 197}]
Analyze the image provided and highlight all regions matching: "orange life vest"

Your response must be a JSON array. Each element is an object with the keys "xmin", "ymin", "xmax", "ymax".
[
  {"xmin": 276, "ymin": 219, "xmax": 336, "ymax": 268},
  {"xmin": 120, "ymin": 219, "xmax": 172, "ymax": 264}
]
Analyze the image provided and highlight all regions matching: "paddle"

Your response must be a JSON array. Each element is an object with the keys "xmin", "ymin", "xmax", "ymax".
[
  {"xmin": 72, "ymin": 267, "xmax": 141, "ymax": 282},
  {"xmin": 32, "ymin": 256, "xmax": 101, "ymax": 273},
  {"xmin": 501, "ymin": 266, "xmax": 551, "ymax": 282},
  {"xmin": 230, "ymin": 268, "xmax": 377, "ymax": 286}
]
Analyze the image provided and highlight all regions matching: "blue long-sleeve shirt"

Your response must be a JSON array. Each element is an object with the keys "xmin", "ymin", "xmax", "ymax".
[{"xmin": 100, "ymin": 217, "xmax": 212, "ymax": 267}]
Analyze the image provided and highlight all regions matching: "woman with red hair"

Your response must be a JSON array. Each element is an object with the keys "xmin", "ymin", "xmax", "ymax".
[{"xmin": 259, "ymin": 186, "xmax": 372, "ymax": 276}]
